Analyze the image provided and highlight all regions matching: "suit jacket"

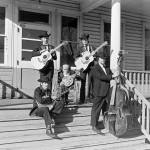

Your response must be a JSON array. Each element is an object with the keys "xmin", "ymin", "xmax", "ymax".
[
  {"xmin": 31, "ymin": 44, "xmax": 57, "ymax": 71},
  {"xmin": 29, "ymin": 86, "xmax": 52, "ymax": 116},
  {"xmin": 91, "ymin": 63, "xmax": 112, "ymax": 97}
]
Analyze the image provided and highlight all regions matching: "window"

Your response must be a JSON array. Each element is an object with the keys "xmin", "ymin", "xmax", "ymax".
[
  {"xmin": 145, "ymin": 29, "xmax": 150, "ymax": 70},
  {"xmin": 19, "ymin": 10, "xmax": 49, "ymax": 24},
  {"xmin": 103, "ymin": 22, "xmax": 123, "ymax": 67},
  {"xmin": 0, "ymin": 7, "xmax": 5, "ymax": 64},
  {"xmin": 60, "ymin": 16, "xmax": 78, "ymax": 66},
  {"xmin": 104, "ymin": 22, "xmax": 111, "ymax": 67},
  {"xmin": 21, "ymin": 27, "xmax": 47, "ymax": 61},
  {"xmin": 18, "ymin": 9, "xmax": 51, "ymax": 68}
]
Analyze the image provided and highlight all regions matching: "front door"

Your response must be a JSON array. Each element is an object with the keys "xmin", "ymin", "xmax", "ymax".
[{"xmin": 16, "ymin": 9, "xmax": 52, "ymax": 94}]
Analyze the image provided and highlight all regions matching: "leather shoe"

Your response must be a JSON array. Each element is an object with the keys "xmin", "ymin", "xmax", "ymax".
[
  {"xmin": 92, "ymin": 127, "xmax": 105, "ymax": 135},
  {"xmin": 46, "ymin": 126, "xmax": 56, "ymax": 138}
]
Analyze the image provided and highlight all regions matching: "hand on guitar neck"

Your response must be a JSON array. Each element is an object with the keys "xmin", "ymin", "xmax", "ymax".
[
  {"xmin": 40, "ymin": 49, "xmax": 47, "ymax": 54},
  {"xmin": 75, "ymin": 41, "xmax": 108, "ymax": 70}
]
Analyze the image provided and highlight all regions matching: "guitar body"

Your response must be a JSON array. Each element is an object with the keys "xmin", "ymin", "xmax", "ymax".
[
  {"xmin": 31, "ymin": 41, "xmax": 68, "ymax": 70},
  {"xmin": 31, "ymin": 51, "xmax": 52, "ymax": 70},
  {"xmin": 75, "ymin": 51, "xmax": 94, "ymax": 70}
]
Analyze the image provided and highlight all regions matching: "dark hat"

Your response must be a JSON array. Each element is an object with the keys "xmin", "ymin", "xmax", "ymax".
[
  {"xmin": 39, "ymin": 32, "xmax": 51, "ymax": 38},
  {"xmin": 37, "ymin": 76, "xmax": 49, "ymax": 83},
  {"xmin": 95, "ymin": 52, "xmax": 106, "ymax": 59},
  {"xmin": 79, "ymin": 34, "xmax": 89, "ymax": 40}
]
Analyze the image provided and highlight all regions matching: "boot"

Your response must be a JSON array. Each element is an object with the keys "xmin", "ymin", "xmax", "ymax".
[{"xmin": 46, "ymin": 125, "xmax": 56, "ymax": 138}]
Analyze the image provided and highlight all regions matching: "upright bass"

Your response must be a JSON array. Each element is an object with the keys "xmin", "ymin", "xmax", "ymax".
[{"xmin": 103, "ymin": 50, "xmax": 132, "ymax": 137}]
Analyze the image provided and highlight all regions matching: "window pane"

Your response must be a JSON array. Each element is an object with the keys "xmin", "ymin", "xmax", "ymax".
[
  {"xmin": 145, "ymin": 29, "xmax": 150, "ymax": 70},
  {"xmin": 145, "ymin": 50, "xmax": 150, "ymax": 70},
  {"xmin": 104, "ymin": 22, "xmax": 111, "ymax": 45},
  {"xmin": 22, "ymin": 51, "xmax": 32, "ymax": 61},
  {"xmin": 0, "ymin": 7, "xmax": 5, "ymax": 34},
  {"xmin": 0, "ymin": 36, "xmax": 4, "ymax": 63},
  {"xmin": 19, "ymin": 10, "xmax": 49, "ymax": 24},
  {"xmin": 145, "ymin": 29, "xmax": 150, "ymax": 49},
  {"xmin": 61, "ymin": 16, "xmax": 77, "ymax": 42},
  {"xmin": 61, "ymin": 16, "xmax": 78, "ymax": 66},
  {"xmin": 104, "ymin": 22, "xmax": 111, "ymax": 67},
  {"xmin": 22, "ymin": 40, "xmax": 41, "ymax": 50},
  {"xmin": 22, "ymin": 28, "xmax": 47, "ymax": 39}
]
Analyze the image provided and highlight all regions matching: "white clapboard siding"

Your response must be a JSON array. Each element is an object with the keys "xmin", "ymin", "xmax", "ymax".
[
  {"xmin": 83, "ymin": 11, "xmax": 101, "ymax": 47},
  {"xmin": 91, "ymin": 6, "xmax": 145, "ymax": 71},
  {"xmin": 21, "ymin": 0, "xmax": 80, "ymax": 11}
]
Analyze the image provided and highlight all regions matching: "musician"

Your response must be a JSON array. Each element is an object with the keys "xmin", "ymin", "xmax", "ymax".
[
  {"xmin": 31, "ymin": 32, "xmax": 57, "ymax": 93},
  {"xmin": 29, "ymin": 76, "xmax": 65, "ymax": 138},
  {"xmin": 90, "ymin": 52, "xmax": 119, "ymax": 134},
  {"xmin": 74, "ymin": 34, "xmax": 96, "ymax": 104},
  {"xmin": 58, "ymin": 64, "xmax": 80, "ymax": 104}
]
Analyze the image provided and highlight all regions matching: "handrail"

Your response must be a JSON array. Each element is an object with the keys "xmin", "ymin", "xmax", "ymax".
[{"xmin": 124, "ymin": 75, "xmax": 150, "ymax": 141}]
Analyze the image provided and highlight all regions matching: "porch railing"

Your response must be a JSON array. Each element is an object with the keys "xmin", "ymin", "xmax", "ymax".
[
  {"xmin": 123, "ymin": 70, "xmax": 150, "ymax": 98},
  {"xmin": 123, "ymin": 74, "xmax": 150, "ymax": 141}
]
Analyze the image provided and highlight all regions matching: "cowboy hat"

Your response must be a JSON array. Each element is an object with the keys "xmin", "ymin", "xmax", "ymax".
[
  {"xmin": 37, "ymin": 76, "xmax": 50, "ymax": 83},
  {"xmin": 94, "ymin": 52, "xmax": 106, "ymax": 59},
  {"xmin": 39, "ymin": 32, "xmax": 51, "ymax": 38},
  {"xmin": 79, "ymin": 34, "xmax": 89, "ymax": 40}
]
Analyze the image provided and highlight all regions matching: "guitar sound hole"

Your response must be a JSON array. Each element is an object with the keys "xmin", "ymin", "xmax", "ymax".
[
  {"xmin": 85, "ymin": 56, "xmax": 89, "ymax": 60},
  {"xmin": 43, "ymin": 55, "xmax": 47, "ymax": 59}
]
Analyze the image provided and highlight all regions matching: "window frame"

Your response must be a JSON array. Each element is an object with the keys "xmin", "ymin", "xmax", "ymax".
[
  {"xmin": 144, "ymin": 23, "xmax": 150, "ymax": 71},
  {"xmin": 0, "ymin": 5, "xmax": 9, "ymax": 66},
  {"xmin": 18, "ymin": 23, "xmax": 51, "ymax": 69}
]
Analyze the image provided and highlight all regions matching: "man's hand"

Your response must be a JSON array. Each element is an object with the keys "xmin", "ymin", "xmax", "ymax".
[
  {"xmin": 40, "ymin": 49, "xmax": 46, "ymax": 54},
  {"xmin": 112, "ymin": 71, "xmax": 119, "ymax": 78}
]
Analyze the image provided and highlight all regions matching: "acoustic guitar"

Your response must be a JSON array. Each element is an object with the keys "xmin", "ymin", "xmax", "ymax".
[
  {"xmin": 75, "ymin": 41, "xmax": 108, "ymax": 70},
  {"xmin": 31, "ymin": 41, "xmax": 68, "ymax": 70}
]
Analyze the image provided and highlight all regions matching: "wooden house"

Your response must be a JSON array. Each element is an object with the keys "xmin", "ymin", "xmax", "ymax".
[
  {"xmin": 1, "ymin": 0, "xmax": 150, "ymax": 149},
  {"xmin": 0, "ymin": 0, "xmax": 150, "ymax": 98}
]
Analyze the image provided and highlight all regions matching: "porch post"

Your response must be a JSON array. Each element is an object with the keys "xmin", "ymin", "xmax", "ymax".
[{"xmin": 110, "ymin": 0, "xmax": 121, "ymax": 72}]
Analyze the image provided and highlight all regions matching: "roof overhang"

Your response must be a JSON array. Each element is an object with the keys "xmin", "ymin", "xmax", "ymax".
[{"xmin": 80, "ymin": 0, "xmax": 110, "ymax": 13}]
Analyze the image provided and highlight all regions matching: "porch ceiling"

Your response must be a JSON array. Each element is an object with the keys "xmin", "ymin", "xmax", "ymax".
[
  {"xmin": 102, "ymin": 0, "xmax": 150, "ymax": 17},
  {"xmin": 26, "ymin": 0, "xmax": 150, "ymax": 17}
]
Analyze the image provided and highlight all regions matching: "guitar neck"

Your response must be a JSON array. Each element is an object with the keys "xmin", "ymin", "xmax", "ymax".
[
  {"xmin": 88, "ymin": 41, "xmax": 108, "ymax": 58},
  {"xmin": 50, "ymin": 42, "xmax": 64, "ymax": 54}
]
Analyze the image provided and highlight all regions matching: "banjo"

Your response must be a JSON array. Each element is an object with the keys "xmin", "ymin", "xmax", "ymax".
[{"xmin": 61, "ymin": 69, "xmax": 81, "ymax": 87}]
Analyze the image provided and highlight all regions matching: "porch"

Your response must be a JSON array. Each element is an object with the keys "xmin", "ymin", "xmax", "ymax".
[{"xmin": 1, "ymin": 98, "xmax": 150, "ymax": 150}]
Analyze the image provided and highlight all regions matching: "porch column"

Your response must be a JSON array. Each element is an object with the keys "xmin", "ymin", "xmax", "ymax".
[{"xmin": 110, "ymin": 0, "xmax": 121, "ymax": 72}]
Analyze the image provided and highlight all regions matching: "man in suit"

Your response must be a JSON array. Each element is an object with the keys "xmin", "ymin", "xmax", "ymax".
[
  {"xmin": 31, "ymin": 32, "xmax": 57, "ymax": 94},
  {"xmin": 90, "ymin": 52, "xmax": 119, "ymax": 134},
  {"xmin": 74, "ymin": 34, "xmax": 96, "ymax": 104},
  {"xmin": 29, "ymin": 76, "xmax": 65, "ymax": 138}
]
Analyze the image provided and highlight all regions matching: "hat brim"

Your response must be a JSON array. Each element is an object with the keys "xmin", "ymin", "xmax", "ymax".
[
  {"xmin": 38, "ymin": 79, "xmax": 49, "ymax": 83},
  {"xmin": 79, "ymin": 37, "xmax": 88, "ymax": 40},
  {"xmin": 39, "ymin": 34, "xmax": 51, "ymax": 38},
  {"xmin": 97, "ymin": 56, "xmax": 106, "ymax": 59}
]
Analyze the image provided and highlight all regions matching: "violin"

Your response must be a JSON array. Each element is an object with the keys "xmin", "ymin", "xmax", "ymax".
[{"xmin": 103, "ymin": 50, "xmax": 132, "ymax": 137}]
